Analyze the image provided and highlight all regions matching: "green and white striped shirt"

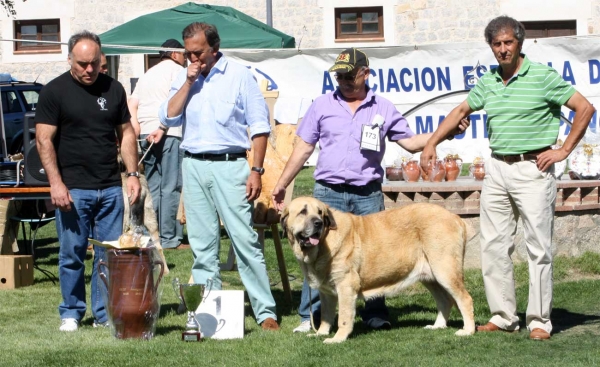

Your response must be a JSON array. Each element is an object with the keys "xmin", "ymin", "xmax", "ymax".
[{"xmin": 467, "ymin": 55, "xmax": 575, "ymax": 155}]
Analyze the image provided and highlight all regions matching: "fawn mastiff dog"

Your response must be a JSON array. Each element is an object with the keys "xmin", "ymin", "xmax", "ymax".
[{"xmin": 281, "ymin": 197, "xmax": 475, "ymax": 343}]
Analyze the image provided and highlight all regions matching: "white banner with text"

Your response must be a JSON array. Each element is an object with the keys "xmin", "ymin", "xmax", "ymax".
[{"xmin": 227, "ymin": 36, "xmax": 600, "ymax": 163}]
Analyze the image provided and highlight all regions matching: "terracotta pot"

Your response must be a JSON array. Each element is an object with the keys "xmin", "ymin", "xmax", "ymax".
[
  {"xmin": 426, "ymin": 160, "xmax": 446, "ymax": 182},
  {"xmin": 469, "ymin": 162, "xmax": 486, "ymax": 181},
  {"xmin": 444, "ymin": 156, "xmax": 463, "ymax": 181},
  {"xmin": 98, "ymin": 248, "xmax": 164, "ymax": 340},
  {"xmin": 386, "ymin": 166, "xmax": 403, "ymax": 181},
  {"xmin": 402, "ymin": 160, "xmax": 421, "ymax": 182}
]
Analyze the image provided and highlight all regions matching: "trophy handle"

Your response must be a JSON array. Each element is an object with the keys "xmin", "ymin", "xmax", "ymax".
[
  {"xmin": 152, "ymin": 260, "xmax": 164, "ymax": 295},
  {"xmin": 204, "ymin": 278, "xmax": 213, "ymax": 302},
  {"xmin": 98, "ymin": 260, "xmax": 108, "ymax": 289},
  {"xmin": 172, "ymin": 278, "xmax": 183, "ymax": 303}
]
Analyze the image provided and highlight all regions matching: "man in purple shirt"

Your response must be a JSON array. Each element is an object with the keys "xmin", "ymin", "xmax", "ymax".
[{"xmin": 272, "ymin": 48, "xmax": 468, "ymax": 333}]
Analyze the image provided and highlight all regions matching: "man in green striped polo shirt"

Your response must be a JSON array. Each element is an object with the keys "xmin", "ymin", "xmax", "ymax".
[{"xmin": 421, "ymin": 15, "xmax": 595, "ymax": 340}]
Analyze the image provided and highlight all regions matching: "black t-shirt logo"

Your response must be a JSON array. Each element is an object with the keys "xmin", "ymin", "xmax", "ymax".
[{"xmin": 97, "ymin": 97, "xmax": 108, "ymax": 111}]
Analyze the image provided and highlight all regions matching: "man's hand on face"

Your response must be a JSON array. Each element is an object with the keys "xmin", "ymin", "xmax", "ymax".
[{"xmin": 186, "ymin": 62, "xmax": 201, "ymax": 84}]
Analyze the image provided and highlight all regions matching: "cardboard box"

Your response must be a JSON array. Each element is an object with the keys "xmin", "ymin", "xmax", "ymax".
[{"xmin": 0, "ymin": 255, "xmax": 34, "ymax": 290}]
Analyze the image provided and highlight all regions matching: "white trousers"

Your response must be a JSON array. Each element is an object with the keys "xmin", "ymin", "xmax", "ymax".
[{"xmin": 480, "ymin": 158, "xmax": 556, "ymax": 333}]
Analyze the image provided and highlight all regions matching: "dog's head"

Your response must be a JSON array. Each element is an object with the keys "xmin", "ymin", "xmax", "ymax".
[{"xmin": 280, "ymin": 197, "xmax": 337, "ymax": 249}]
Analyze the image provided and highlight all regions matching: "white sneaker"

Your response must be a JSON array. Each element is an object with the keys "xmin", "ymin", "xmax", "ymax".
[
  {"xmin": 293, "ymin": 320, "xmax": 312, "ymax": 333},
  {"xmin": 92, "ymin": 321, "xmax": 109, "ymax": 328},
  {"xmin": 59, "ymin": 318, "xmax": 79, "ymax": 332}
]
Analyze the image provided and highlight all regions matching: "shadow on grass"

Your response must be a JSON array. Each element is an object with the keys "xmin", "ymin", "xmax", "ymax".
[
  {"xmin": 552, "ymin": 308, "xmax": 600, "ymax": 333},
  {"xmin": 297, "ymin": 304, "xmax": 600, "ymax": 337}
]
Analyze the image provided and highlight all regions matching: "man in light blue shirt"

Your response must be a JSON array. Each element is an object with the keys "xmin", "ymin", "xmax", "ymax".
[{"xmin": 159, "ymin": 22, "xmax": 279, "ymax": 331}]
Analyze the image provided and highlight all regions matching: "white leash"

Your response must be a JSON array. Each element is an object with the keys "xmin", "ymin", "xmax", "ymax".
[{"xmin": 137, "ymin": 140, "xmax": 154, "ymax": 166}]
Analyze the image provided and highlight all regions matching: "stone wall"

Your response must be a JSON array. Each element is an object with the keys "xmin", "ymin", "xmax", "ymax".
[
  {"xmin": 394, "ymin": 0, "xmax": 501, "ymax": 45},
  {"xmin": 2, "ymin": 0, "xmax": 600, "ymax": 86},
  {"xmin": 383, "ymin": 178, "xmax": 600, "ymax": 268}
]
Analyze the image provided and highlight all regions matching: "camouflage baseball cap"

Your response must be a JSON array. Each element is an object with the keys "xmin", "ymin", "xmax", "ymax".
[{"xmin": 328, "ymin": 47, "xmax": 369, "ymax": 73}]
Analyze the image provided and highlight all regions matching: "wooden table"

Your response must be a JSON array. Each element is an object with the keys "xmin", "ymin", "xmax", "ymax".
[
  {"xmin": 0, "ymin": 186, "xmax": 51, "ymax": 201},
  {"xmin": 0, "ymin": 186, "xmax": 52, "ymax": 255}
]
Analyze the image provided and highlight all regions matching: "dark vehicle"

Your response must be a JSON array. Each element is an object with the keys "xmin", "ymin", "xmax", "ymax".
[{"xmin": 1, "ymin": 74, "xmax": 43, "ymax": 154}]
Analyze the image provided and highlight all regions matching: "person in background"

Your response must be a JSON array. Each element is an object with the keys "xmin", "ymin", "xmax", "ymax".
[
  {"xmin": 100, "ymin": 52, "xmax": 108, "ymax": 74},
  {"xmin": 35, "ymin": 30, "xmax": 140, "ymax": 332},
  {"xmin": 159, "ymin": 22, "xmax": 279, "ymax": 331},
  {"xmin": 272, "ymin": 47, "xmax": 468, "ymax": 333},
  {"xmin": 420, "ymin": 15, "xmax": 595, "ymax": 340},
  {"xmin": 128, "ymin": 39, "xmax": 186, "ymax": 249}
]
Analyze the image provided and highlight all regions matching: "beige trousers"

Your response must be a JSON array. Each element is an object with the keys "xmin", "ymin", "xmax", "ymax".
[{"xmin": 480, "ymin": 157, "xmax": 555, "ymax": 333}]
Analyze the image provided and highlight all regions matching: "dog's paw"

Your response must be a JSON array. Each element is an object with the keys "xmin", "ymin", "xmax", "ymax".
[
  {"xmin": 323, "ymin": 337, "xmax": 345, "ymax": 344},
  {"xmin": 455, "ymin": 329, "xmax": 474, "ymax": 336},
  {"xmin": 424, "ymin": 324, "xmax": 447, "ymax": 330}
]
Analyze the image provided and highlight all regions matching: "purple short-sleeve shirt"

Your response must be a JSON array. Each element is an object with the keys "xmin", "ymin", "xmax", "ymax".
[{"xmin": 297, "ymin": 88, "xmax": 414, "ymax": 186}]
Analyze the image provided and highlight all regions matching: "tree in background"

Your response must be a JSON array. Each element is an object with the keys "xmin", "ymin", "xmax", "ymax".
[{"xmin": 1, "ymin": 0, "xmax": 24, "ymax": 17}]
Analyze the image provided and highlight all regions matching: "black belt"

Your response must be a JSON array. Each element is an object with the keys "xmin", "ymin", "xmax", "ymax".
[
  {"xmin": 316, "ymin": 180, "xmax": 381, "ymax": 195},
  {"xmin": 492, "ymin": 146, "xmax": 551, "ymax": 163},
  {"xmin": 184, "ymin": 151, "xmax": 247, "ymax": 161}
]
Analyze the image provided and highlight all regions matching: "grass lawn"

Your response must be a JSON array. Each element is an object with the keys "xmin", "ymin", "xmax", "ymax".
[{"xmin": 1, "ymin": 167, "xmax": 599, "ymax": 366}]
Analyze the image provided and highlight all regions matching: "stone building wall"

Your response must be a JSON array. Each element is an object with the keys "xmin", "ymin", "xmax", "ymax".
[{"xmin": 2, "ymin": 0, "xmax": 600, "ymax": 86}]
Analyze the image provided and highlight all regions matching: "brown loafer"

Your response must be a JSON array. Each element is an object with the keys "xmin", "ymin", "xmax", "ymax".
[
  {"xmin": 477, "ymin": 322, "xmax": 518, "ymax": 333},
  {"xmin": 529, "ymin": 328, "xmax": 550, "ymax": 340},
  {"xmin": 261, "ymin": 317, "xmax": 279, "ymax": 331}
]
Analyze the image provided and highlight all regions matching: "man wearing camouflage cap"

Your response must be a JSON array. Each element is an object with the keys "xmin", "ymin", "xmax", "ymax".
[{"xmin": 272, "ymin": 47, "xmax": 469, "ymax": 333}]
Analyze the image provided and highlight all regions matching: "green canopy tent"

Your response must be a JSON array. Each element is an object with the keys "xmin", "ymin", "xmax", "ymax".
[{"xmin": 99, "ymin": 2, "xmax": 295, "ymax": 54}]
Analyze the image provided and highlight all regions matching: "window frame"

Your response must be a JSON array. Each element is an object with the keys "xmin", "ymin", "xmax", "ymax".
[
  {"xmin": 335, "ymin": 6, "xmax": 384, "ymax": 42},
  {"xmin": 521, "ymin": 20, "xmax": 576, "ymax": 39},
  {"xmin": 13, "ymin": 19, "xmax": 61, "ymax": 54}
]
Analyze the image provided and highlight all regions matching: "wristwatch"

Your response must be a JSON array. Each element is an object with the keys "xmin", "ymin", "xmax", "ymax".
[
  {"xmin": 126, "ymin": 171, "xmax": 140, "ymax": 178},
  {"xmin": 158, "ymin": 125, "xmax": 168, "ymax": 132},
  {"xmin": 251, "ymin": 166, "xmax": 265, "ymax": 175}
]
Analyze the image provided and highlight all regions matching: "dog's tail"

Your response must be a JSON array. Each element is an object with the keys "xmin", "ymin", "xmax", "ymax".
[{"xmin": 460, "ymin": 219, "xmax": 476, "ymax": 256}]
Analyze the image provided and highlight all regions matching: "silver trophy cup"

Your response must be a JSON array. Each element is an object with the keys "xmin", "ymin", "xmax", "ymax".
[{"xmin": 172, "ymin": 277, "xmax": 212, "ymax": 341}]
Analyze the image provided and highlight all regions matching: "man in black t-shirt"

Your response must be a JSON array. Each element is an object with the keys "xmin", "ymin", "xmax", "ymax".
[{"xmin": 35, "ymin": 30, "xmax": 140, "ymax": 332}]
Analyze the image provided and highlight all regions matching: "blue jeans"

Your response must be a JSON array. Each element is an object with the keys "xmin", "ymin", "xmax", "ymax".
[
  {"xmin": 298, "ymin": 180, "xmax": 389, "ymax": 323},
  {"xmin": 56, "ymin": 186, "xmax": 124, "ymax": 323},
  {"xmin": 140, "ymin": 135, "xmax": 184, "ymax": 249}
]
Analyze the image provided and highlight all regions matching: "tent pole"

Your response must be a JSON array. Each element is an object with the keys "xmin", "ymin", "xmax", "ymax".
[{"xmin": 266, "ymin": 0, "xmax": 272, "ymax": 26}]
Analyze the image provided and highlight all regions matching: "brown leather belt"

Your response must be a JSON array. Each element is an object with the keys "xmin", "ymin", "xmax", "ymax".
[{"xmin": 492, "ymin": 146, "xmax": 551, "ymax": 163}]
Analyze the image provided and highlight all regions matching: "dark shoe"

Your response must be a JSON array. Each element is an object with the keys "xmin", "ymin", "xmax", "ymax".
[
  {"xmin": 261, "ymin": 317, "xmax": 279, "ymax": 331},
  {"xmin": 364, "ymin": 317, "xmax": 391, "ymax": 330},
  {"xmin": 477, "ymin": 322, "xmax": 518, "ymax": 333},
  {"xmin": 529, "ymin": 328, "xmax": 550, "ymax": 340}
]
